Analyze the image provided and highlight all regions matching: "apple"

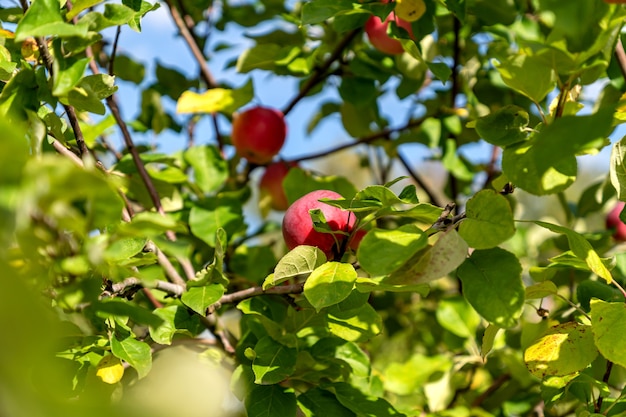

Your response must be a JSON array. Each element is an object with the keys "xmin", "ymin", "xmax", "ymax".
[
  {"xmin": 282, "ymin": 190, "xmax": 356, "ymax": 258},
  {"xmin": 365, "ymin": 13, "xmax": 414, "ymax": 55},
  {"xmin": 231, "ymin": 106, "xmax": 287, "ymax": 165},
  {"xmin": 259, "ymin": 161, "xmax": 297, "ymax": 211},
  {"xmin": 607, "ymin": 201, "xmax": 626, "ymax": 241}
]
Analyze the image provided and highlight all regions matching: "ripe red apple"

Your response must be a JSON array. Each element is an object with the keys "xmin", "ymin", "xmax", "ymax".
[
  {"xmin": 607, "ymin": 201, "xmax": 626, "ymax": 241},
  {"xmin": 259, "ymin": 161, "xmax": 297, "ymax": 211},
  {"xmin": 282, "ymin": 190, "xmax": 356, "ymax": 258},
  {"xmin": 231, "ymin": 106, "xmax": 287, "ymax": 165},
  {"xmin": 365, "ymin": 13, "xmax": 414, "ymax": 55}
]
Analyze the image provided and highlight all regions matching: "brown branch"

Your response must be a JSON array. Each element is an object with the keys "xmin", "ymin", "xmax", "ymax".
[
  {"xmin": 595, "ymin": 360, "xmax": 614, "ymax": 413},
  {"xmin": 105, "ymin": 277, "xmax": 185, "ymax": 298},
  {"xmin": 161, "ymin": 0, "xmax": 224, "ymax": 149},
  {"xmin": 397, "ymin": 151, "xmax": 443, "ymax": 207},
  {"xmin": 287, "ymin": 117, "xmax": 426, "ymax": 163},
  {"xmin": 162, "ymin": 0, "xmax": 217, "ymax": 88},
  {"xmin": 108, "ymin": 26, "xmax": 122, "ymax": 76},
  {"xmin": 471, "ymin": 373, "xmax": 511, "ymax": 408},
  {"xmin": 282, "ymin": 29, "xmax": 361, "ymax": 116},
  {"xmin": 207, "ymin": 283, "xmax": 305, "ymax": 315}
]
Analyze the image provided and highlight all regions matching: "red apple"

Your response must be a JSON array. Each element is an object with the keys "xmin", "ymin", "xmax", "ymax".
[
  {"xmin": 231, "ymin": 106, "xmax": 287, "ymax": 165},
  {"xmin": 607, "ymin": 201, "xmax": 626, "ymax": 241},
  {"xmin": 365, "ymin": 13, "xmax": 414, "ymax": 55},
  {"xmin": 282, "ymin": 190, "xmax": 356, "ymax": 258},
  {"xmin": 259, "ymin": 161, "xmax": 297, "ymax": 211}
]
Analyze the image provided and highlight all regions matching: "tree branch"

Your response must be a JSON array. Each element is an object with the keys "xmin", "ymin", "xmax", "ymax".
[
  {"xmin": 471, "ymin": 373, "xmax": 511, "ymax": 408},
  {"xmin": 282, "ymin": 29, "xmax": 361, "ymax": 116},
  {"xmin": 207, "ymin": 283, "xmax": 305, "ymax": 315},
  {"xmin": 287, "ymin": 117, "xmax": 425, "ymax": 163}
]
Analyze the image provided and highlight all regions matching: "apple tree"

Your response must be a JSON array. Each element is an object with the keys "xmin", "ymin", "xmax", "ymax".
[{"xmin": 3, "ymin": 0, "xmax": 626, "ymax": 416}]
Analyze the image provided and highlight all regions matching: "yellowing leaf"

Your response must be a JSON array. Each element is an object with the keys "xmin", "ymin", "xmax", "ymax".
[
  {"xmin": 176, "ymin": 89, "xmax": 235, "ymax": 114},
  {"xmin": 176, "ymin": 79, "xmax": 254, "ymax": 115},
  {"xmin": 96, "ymin": 354, "xmax": 124, "ymax": 384},
  {"xmin": 394, "ymin": 0, "xmax": 426, "ymax": 22}
]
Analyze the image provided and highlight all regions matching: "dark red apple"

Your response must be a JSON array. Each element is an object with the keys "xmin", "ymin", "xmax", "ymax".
[
  {"xmin": 282, "ymin": 190, "xmax": 356, "ymax": 258},
  {"xmin": 231, "ymin": 106, "xmax": 287, "ymax": 165},
  {"xmin": 259, "ymin": 161, "xmax": 297, "ymax": 211},
  {"xmin": 364, "ymin": 13, "xmax": 414, "ymax": 55},
  {"xmin": 607, "ymin": 201, "xmax": 626, "ymax": 241}
]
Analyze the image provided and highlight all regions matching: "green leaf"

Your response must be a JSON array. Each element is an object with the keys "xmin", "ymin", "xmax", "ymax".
[
  {"xmin": 327, "ymin": 302, "xmax": 382, "ymax": 342},
  {"xmin": 502, "ymin": 110, "xmax": 613, "ymax": 195},
  {"xmin": 237, "ymin": 44, "xmax": 282, "ymax": 73},
  {"xmin": 324, "ymin": 382, "xmax": 406, "ymax": 417},
  {"xmin": 473, "ymin": 105, "xmax": 529, "ymax": 147},
  {"xmin": 298, "ymin": 387, "xmax": 356, "ymax": 417},
  {"xmin": 457, "ymin": 247, "xmax": 524, "ymax": 328},
  {"xmin": 15, "ymin": 0, "xmax": 89, "ymax": 41},
  {"xmin": 183, "ymin": 145, "xmax": 228, "ymax": 194},
  {"xmin": 112, "ymin": 54, "xmax": 145, "ymax": 84},
  {"xmin": 610, "ymin": 134, "xmax": 626, "ymax": 201},
  {"xmin": 590, "ymin": 300, "xmax": 626, "ymax": 369},
  {"xmin": 495, "ymin": 53, "xmax": 556, "ymax": 102},
  {"xmin": 301, "ymin": 0, "xmax": 355, "ymax": 24},
  {"xmin": 149, "ymin": 305, "xmax": 204, "ymax": 345},
  {"xmin": 524, "ymin": 322, "xmax": 598, "ymax": 378},
  {"xmin": 264, "ymin": 245, "xmax": 327, "ymax": 289},
  {"xmin": 304, "ymin": 262, "xmax": 357, "ymax": 311},
  {"xmin": 481, "ymin": 324, "xmax": 501, "ymax": 359},
  {"xmin": 181, "ymin": 283, "xmax": 225, "ymax": 315},
  {"xmin": 283, "ymin": 168, "xmax": 358, "ymax": 204},
  {"xmin": 120, "ymin": 211, "xmax": 185, "ymax": 236},
  {"xmin": 533, "ymin": 220, "xmax": 613, "ymax": 284},
  {"xmin": 189, "ymin": 198, "xmax": 245, "ymax": 247},
  {"xmin": 384, "ymin": 354, "xmax": 452, "ymax": 396},
  {"xmin": 231, "ymin": 245, "xmax": 277, "ymax": 284},
  {"xmin": 245, "ymin": 384, "xmax": 297, "ymax": 417},
  {"xmin": 53, "ymin": 57, "xmax": 90, "ymax": 97},
  {"xmin": 436, "ymin": 296, "xmax": 481, "ymax": 339},
  {"xmin": 251, "ymin": 336, "xmax": 297, "ymax": 384},
  {"xmin": 458, "ymin": 189, "xmax": 515, "ymax": 249},
  {"xmin": 66, "ymin": 0, "xmax": 104, "ymax": 20},
  {"xmin": 384, "ymin": 229, "xmax": 468, "ymax": 285},
  {"xmin": 93, "ymin": 299, "xmax": 163, "ymax": 328},
  {"xmin": 426, "ymin": 61, "xmax": 452, "ymax": 83},
  {"xmin": 357, "ymin": 224, "xmax": 428, "ymax": 277},
  {"xmin": 110, "ymin": 333, "xmax": 152, "ymax": 378},
  {"xmin": 525, "ymin": 281, "xmax": 558, "ymax": 300}
]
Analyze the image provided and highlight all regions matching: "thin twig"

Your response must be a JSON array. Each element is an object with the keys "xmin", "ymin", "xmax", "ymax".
[
  {"xmin": 287, "ymin": 117, "xmax": 426, "ymax": 163},
  {"xmin": 595, "ymin": 360, "xmax": 613, "ymax": 413},
  {"xmin": 282, "ymin": 29, "xmax": 361, "ymax": 116},
  {"xmin": 108, "ymin": 26, "xmax": 122, "ymax": 76},
  {"xmin": 162, "ymin": 0, "xmax": 217, "ymax": 88},
  {"xmin": 397, "ymin": 151, "xmax": 443, "ymax": 207},
  {"xmin": 471, "ymin": 373, "xmax": 511, "ymax": 408},
  {"xmin": 207, "ymin": 283, "xmax": 305, "ymax": 315}
]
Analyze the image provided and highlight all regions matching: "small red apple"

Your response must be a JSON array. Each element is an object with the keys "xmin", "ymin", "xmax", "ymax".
[
  {"xmin": 607, "ymin": 201, "xmax": 626, "ymax": 241},
  {"xmin": 231, "ymin": 106, "xmax": 287, "ymax": 165},
  {"xmin": 365, "ymin": 13, "xmax": 414, "ymax": 55},
  {"xmin": 282, "ymin": 190, "xmax": 356, "ymax": 258},
  {"xmin": 259, "ymin": 161, "xmax": 297, "ymax": 211}
]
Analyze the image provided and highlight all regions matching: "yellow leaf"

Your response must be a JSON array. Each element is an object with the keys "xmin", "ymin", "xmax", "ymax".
[
  {"xmin": 395, "ymin": 0, "xmax": 426, "ymax": 22},
  {"xmin": 96, "ymin": 354, "xmax": 124, "ymax": 384},
  {"xmin": 176, "ymin": 89, "xmax": 234, "ymax": 114}
]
